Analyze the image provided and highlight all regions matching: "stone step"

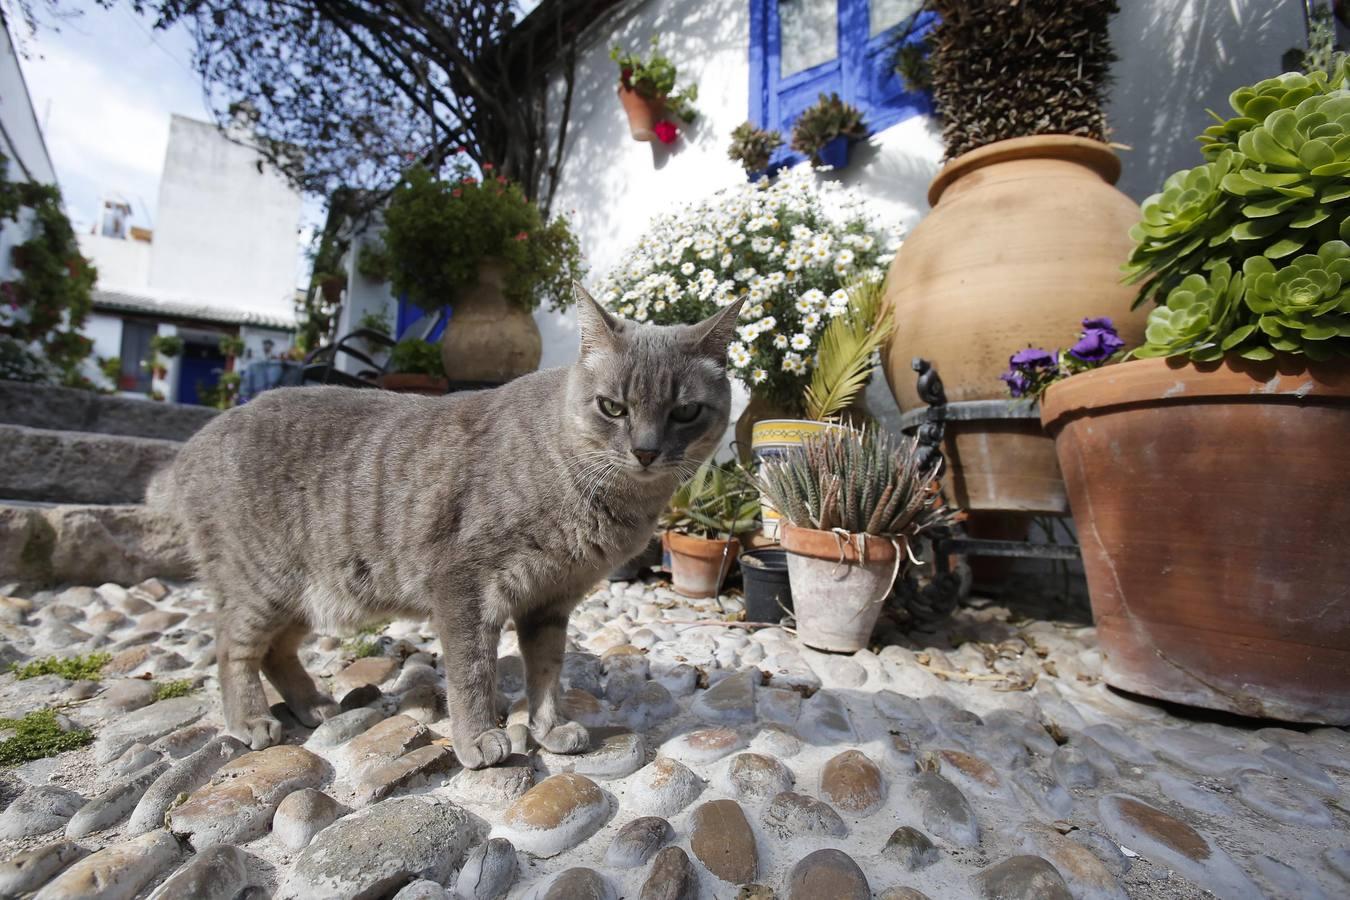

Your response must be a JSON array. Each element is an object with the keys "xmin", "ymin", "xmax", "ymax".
[
  {"xmin": 0, "ymin": 381, "xmax": 217, "ymax": 441},
  {"xmin": 0, "ymin": 502, "xmax": 191, "ymax": 588},
  {"xmin": 0, "ymin": 425, "xmax": 180, "ymax": 505}
]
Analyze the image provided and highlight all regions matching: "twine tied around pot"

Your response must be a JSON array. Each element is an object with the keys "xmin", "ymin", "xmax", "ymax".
[{"xmin": 826, "ymin": 528, "xmax": 917, "ymax": 623}]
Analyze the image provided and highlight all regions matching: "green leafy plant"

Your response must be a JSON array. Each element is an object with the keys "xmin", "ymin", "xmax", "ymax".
[
  {"xmin": 344, "ymin": 620, "xmax": 389, "ymax": 658},
  {"xmin": 1129, "ymin": 60, "xmax": 1350, "ymax": 361},
  {"xmin": 0, "ymin": 709, "xmax": 93, "ymax": 766},
  {"xmin": 362, "ymin": 164, "xmax": 585, "ymax": 314},
  {"xmin": 757, "ymin": 426, "xmax": 957, "ymax": 536},
  {"xmin": 98, "ymin": 356, "xmax": 121, "ymax": 385},
  {"xmin": 728, "ymin": 122, "xmax": 784, "ymax": 175},
  {"xmin": 610, "ymin": 37, "xmax": 700, "ymax": 122},
  {"xmin": 0, "ymin": 154, "xmax": 98, "ymax": 388},
  {"xmin": 923, "ymin": 0, "xmax": 1119, "ymax": 160},
  {"xmin": 218, "ymin": 335, "xmax": 245, "ymax": 358},
  {"xmin": 790, "ymin": 93, "xmax": 868, "ymax": 165},
  {"xmin": 154, "ymin": 679, "xmax": 196, "ymax": 701},
  {"xmin": 11, "ymin": 653, "xmax": 110, "ymax": 681},
  {"xmin": 388, "ymin": 338, "xmax": 445, "ymax": 377},
  {"xmin": 662, "ymin": 461, "xmax": 759, "ymax": 539},
  {"xmin": 149, "ymin": 334, "xmax": 183, "ymax": 358},
  {"xmin": 357, "ymin": 309, "xmax": 392, "ymax": 336},
  {"xmin": 804, "ymin": 277, "xmax": 895, "ymax": 421}
]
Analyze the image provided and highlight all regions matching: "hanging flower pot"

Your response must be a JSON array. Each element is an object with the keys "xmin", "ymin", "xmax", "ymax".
[
  {"xmin": 816, "ymin": 135, "xmax": 850, "ymax": 169},
  {"xmin": 666, "ymin": 530, "xmax": 740, "ymax": 599},
  {"xmin": 618, "ymin": 86, "xmax": 662, "ymax": 141},
  {"xmin": 780, "ymin": 524, "xmax": 902, "ymax": 652}
]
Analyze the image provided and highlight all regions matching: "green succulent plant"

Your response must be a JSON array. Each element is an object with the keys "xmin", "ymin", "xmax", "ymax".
[
  {"xmin": 790, "ymin": 93, "xmax": 868, "ymax": 165},
  {"xmin": 662, "ymin": 461, "xmax": 759, "ymax": 539},
  {"xmin": 1126, "ymin": 59, "xmax": 1350, "ymax": 310},
  {"xmin": 1241, "ymin": 240, "xmax": 1350, "ymax": 361},
  {"xmin": 728, "ymin": 122, "xmax": 784, "ymax": 175},
  {"xmin": 1134, "ymin": 264, "xmax": 1247, "ymax": 362}
]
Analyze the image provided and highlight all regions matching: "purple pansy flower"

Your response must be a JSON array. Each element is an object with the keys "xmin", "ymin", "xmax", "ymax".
[
  {"xmin": 1068, "ymin": 327, "xmax": 1125, "ymax": 363},
  {"xmin": 1008, "ymin": 348, "xmax": 1057, "ymax": 369},
  {"xmin": 999, "ymin": 368, "xmax": 1032, "ymax": 398},
  {"xmin": 1080, "ymin": 317, "xmax": 1116, "ymax": 332}
]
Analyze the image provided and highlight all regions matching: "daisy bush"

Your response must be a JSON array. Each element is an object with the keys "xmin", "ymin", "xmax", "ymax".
[{"xmin": 596, "ymin": 168, "xmax": 899, "ymax": 413}]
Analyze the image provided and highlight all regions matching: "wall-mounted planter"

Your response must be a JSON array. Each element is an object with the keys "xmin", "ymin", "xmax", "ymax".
[
  {"xmin": 618, "ymin": 86, "xmax": 663, "ymax": 142},
  {"xmin": 816, "ymin": 135, "xmax": 850, "ymax": 169}
]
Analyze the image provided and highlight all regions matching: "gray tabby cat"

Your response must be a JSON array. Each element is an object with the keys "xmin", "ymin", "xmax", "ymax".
[{"xmin": 151, "ymin": 286, "xmax": 743, "ymax": 768}]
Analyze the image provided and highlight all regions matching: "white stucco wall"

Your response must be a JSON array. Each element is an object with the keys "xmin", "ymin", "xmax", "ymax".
[
  {"xmin": 83, "ymin": 312, "xmax": 124, "ymax": 390},
  {"xmin": 0, "ymin": 24, "xmax": 58, "ymax": 285},
  {"xmin": 78, "ymin": 233, "xmax": 153, "ymax": 290},
  {"xmin": 148, "ymin": 115, "xmax": 302, "ymax": 321}
]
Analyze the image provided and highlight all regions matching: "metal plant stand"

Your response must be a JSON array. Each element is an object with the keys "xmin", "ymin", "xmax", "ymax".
[{"xmin": 893, "ymin": 358, "xmax": 1082, "ymax": 616}]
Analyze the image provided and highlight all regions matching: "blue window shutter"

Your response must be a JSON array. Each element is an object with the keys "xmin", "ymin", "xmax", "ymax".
[{"xmin": 749, "ymin": 0, "xmax": 935, "ymax": 169}]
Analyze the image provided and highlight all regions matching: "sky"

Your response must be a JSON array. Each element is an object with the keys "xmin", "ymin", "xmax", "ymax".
[{"xmin": 7, "ymin": 0, "xmax": 320, "ymax": 282}]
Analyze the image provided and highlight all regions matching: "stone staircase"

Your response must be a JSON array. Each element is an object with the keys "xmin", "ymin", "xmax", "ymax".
[{"xmin": 0, "ymin": 381, "xmax": 216, "ymax": 587}]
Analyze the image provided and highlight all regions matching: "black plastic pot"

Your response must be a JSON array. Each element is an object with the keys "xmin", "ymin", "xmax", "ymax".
[{"xmin": 739, "ymin": 548, "xmax": 792, "ymax": 623}]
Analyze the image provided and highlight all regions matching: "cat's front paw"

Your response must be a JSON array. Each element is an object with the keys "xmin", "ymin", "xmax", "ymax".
[
  {"xmin": 457, "ymin": 727, "xmax": 512, "ymax": 769},
  {"xmin": 233, "ymin": 715, "xmax": 283, "ymax": 750},
  {"xmin": 537, "ymin": 720, "xmax": 590, "ymax": 754},
  {"xmin": 289, "ymin": 697, "xmax": 342, "ymax": 729}
]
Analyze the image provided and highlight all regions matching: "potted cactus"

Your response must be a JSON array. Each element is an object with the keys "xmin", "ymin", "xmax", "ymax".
[
  {"xmin": 1041, "ymin": 61, "xmax": 1350, "ymax": 725},
  {"xmin": 759, "ymin": 426, "xmax": 958, "ymax": 652},
  {"xmin": 789, "ymin": 93, "xmax": 867, "ymax": 169},
  {"xmin": 662, "ymin": 461, "xmax": 759, "ymax": 598}
]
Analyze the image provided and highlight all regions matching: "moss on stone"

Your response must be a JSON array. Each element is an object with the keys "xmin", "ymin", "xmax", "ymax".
[
  {"xmin": 10, "ymin": 652, "xmax": 110, "ymax": 681},
  {"xmin": 154, "ymin": 679, "xmax": 196, "ymax": 701},
  {"xmin": 0, "ymin": 709, "xmax": 93, "ymax": 765}
]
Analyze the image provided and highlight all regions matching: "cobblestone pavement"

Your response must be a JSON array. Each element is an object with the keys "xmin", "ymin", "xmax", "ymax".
[{"xmin": 0, "ymin": 577, "xmax": 1346, "ymax": 899}]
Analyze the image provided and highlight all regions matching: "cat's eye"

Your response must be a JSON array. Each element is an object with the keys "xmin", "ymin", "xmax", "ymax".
[
  {"xmin": 670, "ymin": 402, "xmax": 702, "ymax": 423},
  {"xmin": 597, "ymin": 397, "xmax": 626, "ymax": 418}
]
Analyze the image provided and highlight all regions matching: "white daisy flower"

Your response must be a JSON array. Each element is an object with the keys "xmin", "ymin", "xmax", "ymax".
[
  {"xmin": 803, "ymin": 312, "xmax": 821, "ymax": 331},
  {"xmin": 790, "ymin": 333, "xmax": 811, "ymax": 351},
  {"xmin": 737, "ymin": 324, "xmax": 759, "ymax": 343},
  {"xmin": 680, "ymin": 262, "xmax": 695, "ymax": 276},
  {"xmin": 751, "ymin": 368, "xmax": 767, "ymax": 384},
  {"xmin": 773, "ymin": 334, "xmax": 789, "ymax": 349}
]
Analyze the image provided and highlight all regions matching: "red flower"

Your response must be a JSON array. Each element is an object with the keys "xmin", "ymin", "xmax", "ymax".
[
  {"xmin": 653, "ymin": 120, "xmax": 678, "ymax": 145},
  {"xmin": 483, "ymin": 162, "xmax": 494, "ymax": 171},
  {"xmin": 452, "ymin": 188, "xmax": 462, "ymax": 198},
  {"xmin": 514, "ymin": 231, "xmax": 529, "ymax": 241},
  {"xmin": 496, "ymin": 175, "xmax": 508, "ymax": 184},
  {"xmin": 462, "ymin": 176, "xmax": 477, "ymax": 185}
]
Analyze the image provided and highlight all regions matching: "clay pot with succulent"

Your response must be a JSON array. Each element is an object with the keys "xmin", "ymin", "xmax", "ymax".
[
  {"xmin": 728, "ymin": 122, "xmax": 784, "ymax": 179},
  {"xmin": 789, "ymin": 93, "xmax": 867, "ymax": 169},
  {"xmin": 1041, "ymin": 60, "xmax": 1350, "ymax": 725},
  {"xmin": 758, "ymin": 425, "xmax": 959, "ymax": 653},
  {"xmin": 661, "ymin": 461, "xmax": 759, "ymax": 599},
  {"xmin": 611, "ymin": 38, "xmax": 699, "ymax": 145}
]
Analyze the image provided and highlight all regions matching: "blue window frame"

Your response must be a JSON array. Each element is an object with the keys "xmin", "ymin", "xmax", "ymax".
[
  {"xmin": 749, "ymin": 0, "xmax": 935, "ymax": 170},
  {"xmin": 395, "ymin": 293, "xmax": 450, "ymax": 343}
]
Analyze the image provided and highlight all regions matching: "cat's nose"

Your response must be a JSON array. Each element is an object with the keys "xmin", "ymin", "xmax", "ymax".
[{"xmin": 631, "ymin": 448, "xmax": 659, "ymax": 468}]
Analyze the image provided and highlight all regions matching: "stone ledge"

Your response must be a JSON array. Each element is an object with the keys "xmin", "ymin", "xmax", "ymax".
[
  {"xmin": 0, "ymin": 425, "xmax": 180, "ymax": 505},
  {"xmin": 0, "ymin": 380, "xmax": 217, "ymax": 441},
  {"xmin": 0, "ymin": 502, "xmax": 191, "ymax": 587}
]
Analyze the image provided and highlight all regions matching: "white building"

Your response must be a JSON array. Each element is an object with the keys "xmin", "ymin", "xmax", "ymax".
[
  {"xmin": 77, "ymin": 115, "xmax": 301, "ymax": 404},
  {"xmin": 0, "ymin": 18, "xmax": 58, "ymax": 282},
  {"xmin": 343, "ymin": 0, "xmax": 1307, "ymax": 427}
]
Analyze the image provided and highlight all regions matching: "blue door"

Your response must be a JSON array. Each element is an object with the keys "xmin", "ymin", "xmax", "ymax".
[{"xmin": 177, "ymin": 342, "xmax": 227, "ymax": 406}]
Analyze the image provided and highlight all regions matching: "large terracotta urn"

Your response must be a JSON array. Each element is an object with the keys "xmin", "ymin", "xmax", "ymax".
[
  {"xmin": 440, "ymin": 258, "xmax": 542, "ymax": 385},
  {"xmin": 1041, "ymin": 355, "xmax": 1350, "ymax": 725},
  {"xmin": 881, "ymin": 136, "xmax": 1149, "ymax": 511}
]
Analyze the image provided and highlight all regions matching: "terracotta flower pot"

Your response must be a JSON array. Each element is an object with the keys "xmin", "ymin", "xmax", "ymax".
[
  {"xmin": 1041, "ymin": 355, "xmax": 1350, "ymax": 724},
  {"xmin": 618, "ymin": 85, "xmax": 663, "ymax": 142},
  {"xmin": 377, "ymin": 373, "xmax": 448, "ymax": 396},
  {"xmin": 780, "ymin": 523, "xmax": 903, "ymax": 653},
  {"xmin": 666, "ymin": 530, "xmax": 739, "ymax": 599},
  {"xmin": 880, "ymin": 136, "xmax": 1149, "ymax": 512},
  {"xmin": 440, "ymin": 258, "xmax": 542, "ymax": 386}
]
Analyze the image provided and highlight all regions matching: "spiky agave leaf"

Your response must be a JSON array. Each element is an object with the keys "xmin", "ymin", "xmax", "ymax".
[{"xmin": 803, "ymin": 278, "xmax": 896, "ymax": 421}]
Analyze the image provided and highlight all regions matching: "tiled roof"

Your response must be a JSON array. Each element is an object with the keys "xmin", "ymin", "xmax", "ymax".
[{"xmin": 92, "ymin": 288, "xmax": 298, "ymax": 330}]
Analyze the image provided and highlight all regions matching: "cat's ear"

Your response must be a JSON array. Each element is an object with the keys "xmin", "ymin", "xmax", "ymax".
[
  {"xmin": 688, "ymin": 296, "xmax": 747, "ymax": 360},
  {"xmin": 574, "ymin": 282, "xmax": 621, "ymax": 358}
]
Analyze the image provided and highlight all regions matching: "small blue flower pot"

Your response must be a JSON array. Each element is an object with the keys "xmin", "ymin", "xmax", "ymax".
[{"xmin": 817, "ymin": 135, "xmax": 850, "ymax": 170}]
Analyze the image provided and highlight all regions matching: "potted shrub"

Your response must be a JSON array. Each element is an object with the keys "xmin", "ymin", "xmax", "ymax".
[
  {"xmin": 595, "ymin": 166, "xmax": 895, "ymax": 451},
  {"xmin": 790, "ymin": 93, "xmax": 868, "ymax": 169},
  {"xmin": 662, "ymin": 461, "xmax": 759, "ymax": 598},
  {"xmin": 610, "ymin": 38, "xmax": 698, "ymax": 144},
  {"xmin": 879, "ymin": 0, "xmax": 1147, "ymax": 515},
  {"xmin": 728, "ymin": 121, "xmax": 784, "ymax": 181},
  {"xmin": 378, "ymin": 338, "xmax": 448, "ymax": 395},
  {"xmin": 758, "ymin": 426, "xmax": 958, "ymax": 652},
  {"xmin": 752, "ymin": 277, "xmax": 895, "ymax": 537},
  {"xmin": 1040, "ymin": 62, "xmax": 1350, "ymax": 725},
  {"xmin": 362, "ymin": 163, "xmax": 585, "ymax": 386}
]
